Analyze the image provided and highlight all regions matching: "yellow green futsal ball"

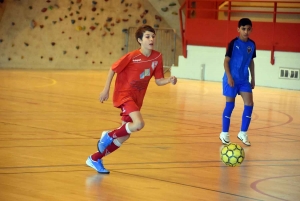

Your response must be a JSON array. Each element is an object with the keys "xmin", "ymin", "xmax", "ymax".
[{"xmin": 221, "ymin": 143, "xmax": 245, "ymax": 167}]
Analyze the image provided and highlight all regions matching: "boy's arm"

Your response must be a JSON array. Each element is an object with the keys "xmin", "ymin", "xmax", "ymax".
[
  {"xmin": 155, "ymin": 76, "xmax": 177, "ymax": 86},
  {"xmin": 224, "ymin": 56, "xmax": 234, "ymax": 87},
  {"xmin": 249, "ymin": 59, "xmax": 255, "ymax": 89},
  {"xmin": 99, "ymin": 68, "xmax": 115, "ymax": 103}
]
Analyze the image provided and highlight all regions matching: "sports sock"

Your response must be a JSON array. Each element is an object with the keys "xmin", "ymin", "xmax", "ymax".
[
  {"xmin": 241, "ymin": 105, "xmax": 253, "ymax": 132},
  {"xmin": 91, "ymin": 139, "xmax": 121, "ymax": 160},
  {"xmin": 108, "ymin": 123, "xmax": 131, "ymax": 138},
  {"xmin": 222, "ymin": 102, "xmax": 235, "ymax": 132}
]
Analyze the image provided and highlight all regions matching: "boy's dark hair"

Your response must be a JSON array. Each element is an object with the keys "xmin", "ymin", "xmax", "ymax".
[
  {"xmin": 135, "ymin": 25, "xmax": 155, "ymax": 45},
  {"xmin": 238, "ymin": 18, "xmax": 252, "ymax": 27}
]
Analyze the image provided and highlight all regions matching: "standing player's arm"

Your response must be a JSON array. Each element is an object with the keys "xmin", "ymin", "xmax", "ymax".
[
  {"xmin": 224, "ymin": 56, "xmax": 234, "ymax": 87},
  {"xmin": 155, "ymin": 76, "xmax": 177, "ymax": 86},
  {"xmin": 249, "ymin": 59, "xmax": 255, "ymax": 89},
  {"xmin": 99, "ymin": 68, "xmax": 115, "ymax": 103}
]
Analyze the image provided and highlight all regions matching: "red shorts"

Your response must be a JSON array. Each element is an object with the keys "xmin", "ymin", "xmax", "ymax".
[{"xmin": 118, "ymin": 100, "xmax": 140, "ymax": 122}]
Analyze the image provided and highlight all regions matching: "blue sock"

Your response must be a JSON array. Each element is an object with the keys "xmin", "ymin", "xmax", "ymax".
[
  {"xmin": 241, "ymin": 105, "xmax": 254, "ymax": 132},
  {"xmin": 222, "ymin": 102, "xmax": 235, "ymax": 132}
]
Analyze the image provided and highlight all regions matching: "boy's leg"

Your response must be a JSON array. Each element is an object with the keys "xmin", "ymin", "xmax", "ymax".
[
  {"xmin": 238, "ymin": 89, "xmax": 253, "ymax": 146},
  {"xmin": 98, "ymin": 101, "xmax": 145, "ymax": 152},
  {"xmin": 220, "ymin": 82, "xmax": 237, "ymax": 145}
]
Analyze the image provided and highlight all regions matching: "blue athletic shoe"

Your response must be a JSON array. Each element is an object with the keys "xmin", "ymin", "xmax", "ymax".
[
  {"xmin": 97, "ymin": 131, "xmax": 113, "ymax": 153},
  {"xmin": 86, "ymin": 156, "xmax": 110, "ymax": 174}
]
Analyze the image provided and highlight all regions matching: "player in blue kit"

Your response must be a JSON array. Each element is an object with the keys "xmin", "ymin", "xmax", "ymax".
[{"xmin": 219, "ymin": 18, "xmax": 256, "ymax": 146}]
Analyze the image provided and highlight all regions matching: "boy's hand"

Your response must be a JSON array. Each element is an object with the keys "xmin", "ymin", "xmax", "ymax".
[
  {"xmin": 251, "ymin": 79, "xmax": 255, "ymax": 89},
  {"xmin": 227, "ymin": 77, "xmax": 234, "ymax": 87},
  {"xmin": 99, "ymin": 89, "xmax": 109, "ymax": 103},
  {"xmin": 169, "ymin": 76, "xmax": 177, "ymax": 85}
]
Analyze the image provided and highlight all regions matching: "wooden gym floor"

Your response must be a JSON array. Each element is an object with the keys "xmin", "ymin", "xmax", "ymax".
[{"xmin": 0, "ymin": 70, "xmax": 299, "ymax": 201}]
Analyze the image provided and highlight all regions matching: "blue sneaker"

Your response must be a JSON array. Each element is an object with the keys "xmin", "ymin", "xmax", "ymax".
[
  {"xmin": 97, "ymin": 131, "xmax": 113, "ymax": 153},
  {"xmin": 86, "ymin": 156, "xmax": 110, "ymax": 174}
]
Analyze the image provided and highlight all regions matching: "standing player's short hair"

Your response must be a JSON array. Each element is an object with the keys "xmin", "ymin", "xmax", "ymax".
[
  {"xmin": 238, "ymin": 18, "xmax": 252, "ymax": 27},
  {"xmin": 135, "ymin": 25, "xmax": 155, "ymax": 45}
]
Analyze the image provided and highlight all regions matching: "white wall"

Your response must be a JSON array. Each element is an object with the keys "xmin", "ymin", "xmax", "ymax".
[{"xmin": 171, "ymin": 45, "xmax": 300, "ymax": 90}]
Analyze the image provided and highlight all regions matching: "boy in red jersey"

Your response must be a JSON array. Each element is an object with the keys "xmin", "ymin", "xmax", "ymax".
[{"xmin": 86, "ymin": 25, "xmax": 177, "ymax": 173}]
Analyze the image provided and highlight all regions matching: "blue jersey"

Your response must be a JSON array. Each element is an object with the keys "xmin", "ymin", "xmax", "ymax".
[{"xmin": 223, "ymin": 37, "xmax": 256, "ymax": 83}]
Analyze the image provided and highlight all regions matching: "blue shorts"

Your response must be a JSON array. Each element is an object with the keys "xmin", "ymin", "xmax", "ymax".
[{"xmin": 223, "ymin": 81, "xmax": 252, "ymax": 97}]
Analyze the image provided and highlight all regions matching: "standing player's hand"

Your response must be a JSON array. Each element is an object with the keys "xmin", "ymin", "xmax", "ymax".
[
  {"xmin": 169, "ymin": 76, "xmax": 177, "ymax": 85},
  {"xmin": 99, "ymin": 90, "xmax": 109, "ymax": 103},
  {"xmin": 227, "ymin": 77, "xmax": 234, "ymax": 87},
  {"xmin": 251, "ymin": 79, "xmax": 255, "ymax": 89}
]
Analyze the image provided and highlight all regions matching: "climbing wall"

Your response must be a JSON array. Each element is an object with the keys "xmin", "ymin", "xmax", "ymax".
[{"xmin": 0, "ymin": 0, "xmax": 181, "ymax": 69}]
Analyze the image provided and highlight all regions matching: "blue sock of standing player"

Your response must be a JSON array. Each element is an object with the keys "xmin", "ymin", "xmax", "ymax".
[
  {"xmin": 222, "ymin": 102, "xmax": 235, "ymax": 132},
  {"xmin": 241, "ymin": 105, "xmax": 253, "ymax": 132}
]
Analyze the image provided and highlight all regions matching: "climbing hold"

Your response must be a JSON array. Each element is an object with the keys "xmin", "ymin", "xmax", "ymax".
[
  {"xmin": 63, "ymin": 50, "xmax": 67, "ymax": 54},
  {"xmin": 12, "ymin": 22, "xmax": 15, "ymax": 26},
  {"xmin": 122, "ymin": 19, "xmax": 129, "ymax": 22},
  {"xmin": 54, "ymin": 4, "xmax": 59, "ymax": 9},
  {"xmin": 85, "ymin": 51, "xmax": 88, "ymax": 54},
  {"xmin": 70, "ymin": 1, "xmax": 74, "ymax": 4},
  {"xmin": 76, "ymin": 11, "xmax": 80, "ymax": 14},
  {"xmin": 137, "ymin": 3, "xmax": 141, "ymax": 9},
  {"xmin": 87, "ymin": 32, "xmax": 90, "ymax": 35},
  {"xmin": 169, "ymin": 2, "xmax": 176, "ymax": 6},
  {"xmin": 172, "ymin": 11, "xmax": 178, "ymax": 15},
  {"xmin": 8, "ymin": 58, "xmax": 11, "ymax": 61},
  {"xmin": 121, "ymin": 0, "xmax": 124, "ymax": 3},
  {"xmin": 12, "ymin": 44, "xmax": 14, "ymax": 47},
  {"xmin": 100, "ymin": 61, "xmax": 102, "ymax": 64},
  {"xmin": 110, "ymin": 32, "xmax": 114, "ymax": 36},
  {"xmin": 91, "ymin": 17, "xmax": 95, "ymax": 20},
  {"xmin": 0, "ymin": 39, "xmax": 3, "ymax": 43},
  {"xmin": 110, "ymin": 23, "xmax": 114, "ymax": 26},
  {"xmin": 21, "ymin": 56, "xmax": 24, "ymax": 59},
  {"xmin": 69, "ymin": 37, "xmax": 72, "ymax": 39},
  {"xmin": 45, "ymin": 16, "xmax": 48, "ymax": 20},
  {"xmin": 51, "ymin": 42, "xmax": 55, "ymax": 46},
  {"xmin": 24, "ymin": 42, "xmax": 29, "ymax": 46},
  {"xmin": 122, "ymin": 28, "xmax": 128, "ymax": 33},
  {"xmin": 116, "ymin": 18, "xmax": 120, "ymax": 23},
  {"xmin": 90, "ymin": 26, "xmax": 96, "ymax": 31},
  {"xmin": 78, "ymin": 4, "xmax": 82, "ymax": 9},
  {"xmin": 161, "ymin": 7, "xmax": 168, "ymax": 12},
  {"xmin": 92, "ymin": 7, "xmax": 96, "ymax": 12},
  {"xmin": 100, "ymin": 8, "xmax": 104, "ymax": 11},
  {"xmin": 46, "ymin": 0, "xmax": 51, "ymax": 2},
  {"xmin": 76, "ymin": 46, "xmax": 80, "ymax": 49},
  {"xmin": 62, "ymin": 31, "xmax": 64, "ymax": 34},
  {"xmin": 102, "ymin": 32, "xmax": 106, "ymax": 37},
  {"xmin": 41, "ymin": 56, "xmax": 43, "ymax": 59},
  {"xmin": 95, "ymin": 22, "xmax": 99, "ymax": 26},
  {"xmin": 78, "ymin": 16, "xmax": 82, "ymax": 20},
  {"xmin": 77, "ymin": 0, "xmax": 82, "ymax": 3},
  {"xmin": 52, "ymin": 21, "xmax": 57, "ymax": 24},
  {"xmin": 71, "ymin": 19, "xmax": 75, "ymax": 24},
  {"xmin": 92, "ymin": 1, "xmax": 97, "ymax": 5},
  {"xmin": 84, "ymin": 16, "xmax": 86, "ymax": 20},
  {"xmin": 106, "ymin": 17, "xmax": 112, "ymax": 22},
  {"xmin": 105, "ymin": 27, "xmax": 110, "ymax": 32},
  {"xmin": 136, "ymin": 19, "xmax": 140, "ymax": 23},
  {"xmin": 70, "ymin": 12, "xmax": 73, "ymax": 16},
  {"xmin": 30, "ymin": 20, "xmax": 37, "ymax": 29},
  {"xmin": 155, "ymin": 15, "xmax": 162, "ymax": 21},
  {"xmin": 154, "ymin": 24, "xmax": 159, "ymax": 28},
  {"xmin": 41, "ymin": 8, "xmax": 47, "ymax": 12},
  {"xmin": 49, "ymin": 57, "xmax": 53, "ymax": 61},
  {"xmin": 123, "ymin": 9, "xmax": 128, "ymax": 12},
  {"xmin": 40, "ymin": 25, "xmax": 44, "ymax": 28},
  {"xmin": 48, "ymin": 6, "xmax": 53, "ymax": 10},
  {"xmin": 68, "ymin": 7, "xmax": 71, "ymax": 11},
  {"xmin": 76, "ymin": 26, "xmax": 82, "ymax": 31},
  {"xmin": 142, "ymin": 19, "xmax": 147, "ymax": 24},
  {"xmin": 29, "ymin": 6, "xmax": 33, "ymax": 9}
]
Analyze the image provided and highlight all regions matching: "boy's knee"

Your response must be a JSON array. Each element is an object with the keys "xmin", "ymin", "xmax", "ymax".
[{"xmin": 130, "ymin": 120, "xmax": 145, "ymax": 132}]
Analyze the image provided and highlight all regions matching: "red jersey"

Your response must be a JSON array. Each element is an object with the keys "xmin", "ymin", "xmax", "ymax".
[{"xmin": 112, "ymin": 49, "xmax": 164, "ymax": 108}]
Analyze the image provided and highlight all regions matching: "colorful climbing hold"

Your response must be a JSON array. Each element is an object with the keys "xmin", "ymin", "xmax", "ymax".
[
  {"xmin": 90, "ymin": 26, "xmax": 96, "ymax": 31},
  {"xmin": 41, "ymin": 8, "xmax": 47, "ymax": 12},
  {"xmin": 24, "ymin": 42, "xmax": 29, "ymax": 46},
  {"xmin": 51, "ymin": 42, "xmax": 55, "ymax": 46},
  {"xmin": 169, "ymin": 2, "xmax": 176, "ymax": 6},
  {"xmin": 71, "ymin": 19, "xmax": 75, "ymax": 24},
  {"xmin": 161, "ymin": 7, "xmax": 168, "ymax": 12}
]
